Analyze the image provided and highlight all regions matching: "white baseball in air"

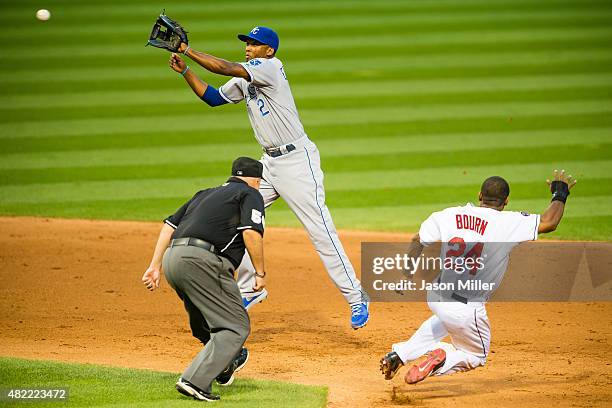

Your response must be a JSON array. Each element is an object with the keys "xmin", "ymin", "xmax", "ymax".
[{"xmin": 36, "ymin": 9, "xmax": 51, "ymax": 21}]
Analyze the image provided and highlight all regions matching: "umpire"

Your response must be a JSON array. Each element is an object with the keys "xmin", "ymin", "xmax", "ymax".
[{"xmin": 142, "ymin": 157, "xmax": 266, "ymax": 402}]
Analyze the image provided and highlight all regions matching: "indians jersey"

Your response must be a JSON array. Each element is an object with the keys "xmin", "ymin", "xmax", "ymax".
[
  {"xmin": 219, "ymin": 57, "xmax": 306, "ymax": 149},
  {"xmin": 419, "ymin": 203, "xmax": 540, "ymax": 301}
]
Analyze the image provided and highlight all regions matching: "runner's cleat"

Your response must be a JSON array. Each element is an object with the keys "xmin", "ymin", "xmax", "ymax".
[
  {"xmin": 350, "ymin": 302, "xmax": 369, "ymax": 329},
  {"xmin": 242, "ymin": 288, "xmax": 268, "ymax": 311},
  {"xmin": 405, "ymin": 348, "xmax": 446, "ymax": 385},
  {"xmin": 380, "ymin": 351, "xmax": 404, "ymax": 380}
]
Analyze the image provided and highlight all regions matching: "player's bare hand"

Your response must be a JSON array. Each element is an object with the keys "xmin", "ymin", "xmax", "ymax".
[
  {"xmin": 142, "ymin": 266, "xmax": 161, "ymax": 291},
  {"xmin": 253, "ymin": 274, "xmax": 266, "ymax": 292},
  {"xmin": 546, "ymin": 169, "xmax": 577, "ymax": 190},
  {"xmin": 169, "ymin": 53, "xmax": 186, "ymax": 73}
]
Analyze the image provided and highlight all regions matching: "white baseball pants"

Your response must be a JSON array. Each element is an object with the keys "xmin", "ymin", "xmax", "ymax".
[
  {"xmin": 392, "ymin": 299, "xmax": 490, "ymax": 375},
  {"xmin": 236, "ymin": 136, "xmax": 365, "ymax": 306}
]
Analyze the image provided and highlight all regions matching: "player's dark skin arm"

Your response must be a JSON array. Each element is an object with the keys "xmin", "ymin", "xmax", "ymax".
[
  {"xmin": 538, "ymin": 201, "xmax": 565, "ymax": 233},
  {"xmin": 243, "ymin": 229, "xmax": 266, "ymax": 291},
  {"xmin": 169, "ymin": 40, "xmax": 273, "ymax": 98},
  {"xmin": 180, "ymin": 45, "xmax": 250, "ymax": 79},
  {"xmin": 168, "ymin": 51, "xmax": 249, "ymax": 98},
  {"xmin": 169, "ymin": 53, "xmax": 209, "ymax": 97},
  {"xmin": 178, "ymin": 40, "xmax": 272, "ymax": 79},
  {"xmin": 538, "ymin": 169, "xmax": 577, "ymax": 233}
]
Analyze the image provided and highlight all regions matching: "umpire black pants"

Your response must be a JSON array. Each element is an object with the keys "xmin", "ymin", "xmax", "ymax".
[{"xmin": 163, "ymin": 245, "xmax": 250, "ymax": 393}]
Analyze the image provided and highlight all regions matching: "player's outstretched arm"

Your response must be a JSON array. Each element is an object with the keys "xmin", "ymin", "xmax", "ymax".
[
  {"xmin": 169, "ymin": 53, "xmax": 229, "ymax": 107},
  {"xmin": 169, "ymin": 53, "xmax": 208, "ymax": 96},
  {"xmin": 538, "ymin": 169, "xmax": 577, "ymax": 234},
  {"xmin": 179, "ymin": 43, "xmax": 250, "ymax": 80}
]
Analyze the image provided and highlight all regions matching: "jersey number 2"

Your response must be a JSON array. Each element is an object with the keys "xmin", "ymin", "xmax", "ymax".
[
  {"xmin": 445, "ymin": 237, "xmax": 484, "ymax": 275},
  {"xmin": 257, "ymin": 99, "xmax": 270, "ymax": 116}
]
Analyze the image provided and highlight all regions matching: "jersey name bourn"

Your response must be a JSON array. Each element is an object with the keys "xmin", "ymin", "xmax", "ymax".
[{"xmin": 455, "ymin": 215, "xmax": 488, "ymax": 235}]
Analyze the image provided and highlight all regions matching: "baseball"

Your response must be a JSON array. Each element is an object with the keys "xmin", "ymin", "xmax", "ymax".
[{"xmin": 36, "ymin": 9, "xmax": 51, "ymax": 21}]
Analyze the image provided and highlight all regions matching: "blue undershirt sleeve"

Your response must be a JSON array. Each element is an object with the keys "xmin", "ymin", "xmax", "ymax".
[{"xmin": 200, "ymin": 85, "xmax": 228, "ymax": 107}]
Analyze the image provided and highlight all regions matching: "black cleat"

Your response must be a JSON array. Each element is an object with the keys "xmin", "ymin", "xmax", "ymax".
[
  {"xmin": 380, "ymin": 351, "xmax": 404, "ymax": 380},
  {"xmin": 216, "ymin": 347, "xmax": 249, "ymax": 386},
  {"xmin": 175, "ymin": 378, "xmax": 220, "ymax": 401}
]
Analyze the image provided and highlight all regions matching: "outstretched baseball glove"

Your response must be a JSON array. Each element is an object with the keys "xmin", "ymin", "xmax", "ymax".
[{"xmin": 147, "ymin": 12, "xmax": 188, "ymax": 53}]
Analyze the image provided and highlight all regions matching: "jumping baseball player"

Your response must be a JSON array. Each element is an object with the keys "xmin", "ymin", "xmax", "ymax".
[
  {"xmin": 379, "ymin": 170, "xmax": 576, "ymax": 384},
  {"xmin": 162, "ymin": 26, "xmax": 369, "ymax": 328}
]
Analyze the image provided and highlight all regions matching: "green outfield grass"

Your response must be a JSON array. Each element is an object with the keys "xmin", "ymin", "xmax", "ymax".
[
  {"xmin": 0, "ymin": 357, "xmax": 327, "ymax": 407},
  {"xmin": 0, "ymin": 0, "xmax": 611, "ymax": 240}
]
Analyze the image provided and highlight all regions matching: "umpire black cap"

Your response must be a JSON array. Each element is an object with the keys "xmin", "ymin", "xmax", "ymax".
[{"xmin": 232, "ymin": 157, "xmax": 263, "ymax": 178}]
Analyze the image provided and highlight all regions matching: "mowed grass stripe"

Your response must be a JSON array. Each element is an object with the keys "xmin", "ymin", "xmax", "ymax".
[
  {"xmin": 7, "ymin": 39, "xmax": 610, "ymax": 72},
  {"xmin": 0, "ymin": 199, "xmax": 607, "ymax": 240},
  {"xmin": 322, "ymin": 180, "xmax": 612, "ymax": 209},
  {"xmin": 8, "ymin": 26, "xmax": 612, "ymax": 59},
  {"xmin": 0, "ymin": 196, "xmax": 608, "ymax": 240},
  {"xmin": 8, "ymin": 6, "xmax": 612, "ymax": 31},
  {"xmin": 6, "ymin": 0, "xmax": 610, "ymax": 19},
  {"xmin": 13, "ymin": 26, "xmax": 612, "ymax": 51},
  {"xmin": 2, "ymin": 99, "xmax": 610, "ymax": 139},
  {"xmin": 1, "ymin": 128, "xmax": 609, "ymax": 171},
  {"xmin": 1, "ymin": 181, "xmax": 609, "ymax": 211},
  {"xmin": 3, "ymin": 111, "xmax": 609, "ymax": 154},
  {"xmin": 12, "ymin": 0, "xmax": 612, "ymax": 11},
  {"xmin": 3, "ymin": 48, "xmax": 610, "ymax": 86},
  {"xmin": 2, "ymin": 73, "xmax": 611, "ymax": 110},
  {"xmin": 14, "ymin": 15, "xmax": 612, "ymax": 46},
  {"xmin": 4, "ymin": 39, "xmax": 612, "ymax": 71},
  {"xmin": 0, "ymin": 144, "xmax": 607, "ymax": 186},
  {"xmin": 0, "ymin": 160, "xmax": 607, "ymax": 204},
  {"xmin": 267, "ymin": 196, "xmax": 612, "ymax": 238},
  {"xmin": 283, "ymin": 197, "xmax": 612, "ymax": 222},
  {"xmin": 2, "ymin": 85, "xmax": 611, "ymax": 123},
  {"xmin": 4, "ymin": 60, "xmax": 609, "ymax": 96},
  {"xmin": 2, "ymin": 180, "xmax": 609, "ymax": 211},
  {"xmin": 7, "ymin": 46, "xmax": 612, "ymax": 79}
]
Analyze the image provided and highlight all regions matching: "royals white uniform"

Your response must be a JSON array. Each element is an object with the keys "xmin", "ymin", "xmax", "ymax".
[
  {"xmin": 392, "ymin": 203, "xmax": 539, "ymax": 375},
  {"xmin": 218, "ymin": 57, "xmax": 366, "ymax": 306}
]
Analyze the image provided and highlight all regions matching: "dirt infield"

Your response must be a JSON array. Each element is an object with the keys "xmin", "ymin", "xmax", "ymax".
[{"xmin": 0, "ymin": 217, "xmax": 610, "ymax": 407}]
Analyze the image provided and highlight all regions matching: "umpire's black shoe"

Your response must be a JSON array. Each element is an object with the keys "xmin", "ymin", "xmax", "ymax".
[
  {"xmin": 216, "ymin": 347, "xmax": 249, "ymax": 386},
  {"xmin": 175, "ymin": 378, "xmax": 220, "ymax": 402},
  {"xmin": 380, "ymin": 351, "xmax": 404, "ymax": 380}
]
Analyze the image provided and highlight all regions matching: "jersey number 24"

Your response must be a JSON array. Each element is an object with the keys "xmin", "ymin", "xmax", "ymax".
[{"xmin": 445, "ymin": 237, "xmax": 484, "ymax": 275}]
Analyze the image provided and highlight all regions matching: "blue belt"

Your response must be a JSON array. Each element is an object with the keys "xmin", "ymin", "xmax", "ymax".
[{"xmin": 265, "ymin": 143, "xmax": 296, "ymax": 158}]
